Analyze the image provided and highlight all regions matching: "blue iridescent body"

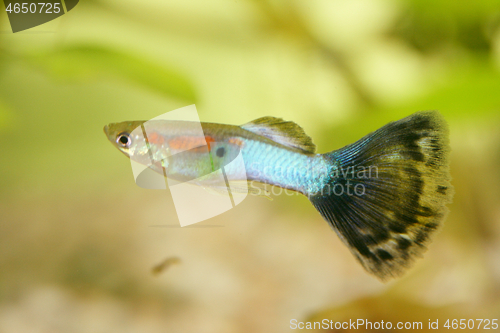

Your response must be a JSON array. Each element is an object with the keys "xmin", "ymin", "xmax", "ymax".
[{"xmin": 238, "ymin": 139, "xmax": 331, "ymax": 195}]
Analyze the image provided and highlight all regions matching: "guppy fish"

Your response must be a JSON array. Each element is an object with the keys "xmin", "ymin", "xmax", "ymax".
[{"xmin": 104, "ymin": 111, "xmax": 453, "ymax": 280}]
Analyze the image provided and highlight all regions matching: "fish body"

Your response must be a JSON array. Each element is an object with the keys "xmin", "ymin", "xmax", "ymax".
[
  {"xmin": 105, "ymin": 119, "xmax": 330, "ymax": 194},
  {"xmin": 104, "ymin": 111, "xmax": 453, "ymax": 280}
]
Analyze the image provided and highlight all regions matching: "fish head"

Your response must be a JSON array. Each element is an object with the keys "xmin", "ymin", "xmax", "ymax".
[
  {"xmin": 103, "ymin": 121, "xmax": 157, "ymax": 166},
  {"xmin": 104, "ymin": 120, "xmax": 244, "ymax": 182}
]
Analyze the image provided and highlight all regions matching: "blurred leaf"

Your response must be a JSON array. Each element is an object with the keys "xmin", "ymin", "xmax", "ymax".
[
  {"xmin": 391, "ymin": 0, "xmax": 500, "ymax": 53},
  {"xmin": 316, "ymin": 57, "xmax": 500, "ymax": 149},
  {"xmin": 26, "ymin": 44, "xmax": 196, "ymax": 102},
  {"xmin": 414, "ymin": 60, "xmax": 500, "ymax": 116},
  {"xmin": 404, "ymin": 0, "xmax": 500, "ymax": 19}
]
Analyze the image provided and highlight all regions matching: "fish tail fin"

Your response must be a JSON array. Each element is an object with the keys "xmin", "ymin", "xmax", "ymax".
[{"xmin": 310, "ymin": 111, "xmax": 453, "ymax": 280}]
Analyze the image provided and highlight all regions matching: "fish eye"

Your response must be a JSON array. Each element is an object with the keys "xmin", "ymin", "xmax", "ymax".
[{"xmin": 116, "ymin": 132, "xmax": 132, "ymax": 148}]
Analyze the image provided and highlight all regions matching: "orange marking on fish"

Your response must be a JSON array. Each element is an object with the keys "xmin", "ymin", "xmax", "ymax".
[
  {"xmin": 146, "ymin": 132, "xmax": 165, "ymax": 145},
  {"xmin": 228, "ymin": 137, "xmax": 245, "ymax": 147},
  {"xmin": 168, "ymin": 136, "xmax": 216, "ymax": 151},
  {"xmin": 205, "ymin": 136, "xmax": 215, "ymax": 150}
]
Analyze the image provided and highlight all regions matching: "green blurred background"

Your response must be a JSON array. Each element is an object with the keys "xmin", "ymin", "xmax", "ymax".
[{"xmin": 1, "ymin": 0, "xmax": 499, "ymax": 332}]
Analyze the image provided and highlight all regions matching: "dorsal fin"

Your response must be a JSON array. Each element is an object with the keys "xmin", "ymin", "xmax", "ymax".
[{"xmin": 241, "ymin": 117, "xmax": 316, "ymax": 153}]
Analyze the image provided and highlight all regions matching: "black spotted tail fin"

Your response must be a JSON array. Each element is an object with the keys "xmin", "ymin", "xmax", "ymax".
[{"xmin": 310, "ymin": 111, "xmax": 453, "ymax": 281}]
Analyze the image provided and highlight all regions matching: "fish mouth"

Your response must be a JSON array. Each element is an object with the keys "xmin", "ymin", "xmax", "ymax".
[{"xmin": 103, "ymin": 125, "xmax": 109, "ymax": 135}]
